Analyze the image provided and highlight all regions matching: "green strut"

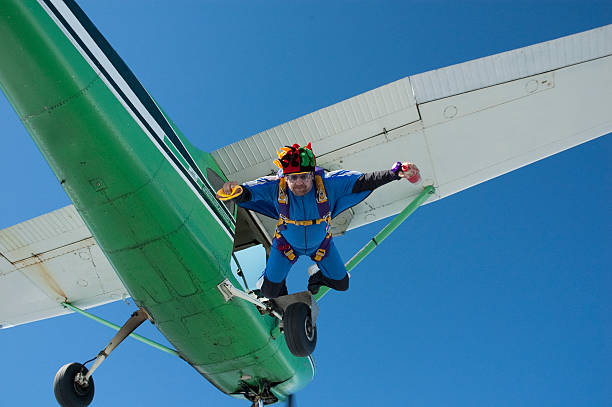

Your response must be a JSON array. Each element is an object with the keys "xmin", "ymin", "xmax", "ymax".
[
  {"xmin": 314, "ymin": 185, "xmax": 435, "ymax": 301},
  {"xmin": 62, "ymin": 302, "xmax": 180, "ymax": 358}
]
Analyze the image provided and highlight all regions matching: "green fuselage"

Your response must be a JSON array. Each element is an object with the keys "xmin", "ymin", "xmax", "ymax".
[{"xmin": 0, "ymin": 0, "xmax": 313, "ymax": 401}]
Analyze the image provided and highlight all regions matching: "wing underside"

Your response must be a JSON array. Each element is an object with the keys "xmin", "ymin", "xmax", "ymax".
[
  {"xmin": 212, "ymin": 24, "xmax": 612, "ymax": 237},
  {"xmin": 0, "ymin": 205, "xmax": 128, "ymax": 329}
]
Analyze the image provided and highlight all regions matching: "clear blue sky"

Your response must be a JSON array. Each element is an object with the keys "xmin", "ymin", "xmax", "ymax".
[{"xmin": 1, "ymin": 1, "xmax": 610, "ymax": 406}]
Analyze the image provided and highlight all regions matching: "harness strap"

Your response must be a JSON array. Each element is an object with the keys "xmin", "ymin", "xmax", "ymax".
[
  {"xmin": 279, "ymin": 216, "xmax": 328, "ymax": 226},
  {"xmin": 275, "ymin": 170, "xmax": 333, "ymax": 262},
  {"xmin": 277, "ymin": 177, "xmax": 289, "ymax": 217},
  {"xmin": 273, "ymin": 233, "xmax": 299, "ymax": 264}
]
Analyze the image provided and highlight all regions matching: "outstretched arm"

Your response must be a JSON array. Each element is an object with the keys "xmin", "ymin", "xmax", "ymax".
[
  {"xmin": 351, "ymin": 162, "xmax": 419, "ymax": 193},
  {"xmin": 217, "ymin": 175, "xmax": 280, "ymax": 204}
]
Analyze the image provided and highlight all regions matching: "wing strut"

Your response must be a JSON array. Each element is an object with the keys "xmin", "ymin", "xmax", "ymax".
[
  {"xmin": 313, "ymin": 185, "xmax": 436, "ymax": 301},
  {"xmin": 62, "ymin": 302, "xmax": 179, "ymax": 357}
]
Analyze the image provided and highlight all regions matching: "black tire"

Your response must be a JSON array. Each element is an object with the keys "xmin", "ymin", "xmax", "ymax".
[
  {"xmin": 283, "ymin": 302, "xmax": 317, "ymax": 357},
  {"xmin": 53, "ymin": 363, "xmax": 95, "ymax": 407}
]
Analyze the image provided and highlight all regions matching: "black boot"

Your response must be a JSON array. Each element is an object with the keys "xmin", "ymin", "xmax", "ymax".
[
  {"xmin": 308, "ymin": 271, "xmax": 349, "ymax": 294},
  {"xmin": 261, "ymin": 278, "xmax": 288, "ymax": 298}
]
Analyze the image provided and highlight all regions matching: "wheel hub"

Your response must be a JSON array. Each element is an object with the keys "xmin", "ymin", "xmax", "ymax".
[
  {"xmin": 73, "ymin": 372, "xmax": 90, "ymax": 396},
  {"xmin": 304, "ymin": 315, "xmax": 314, "ymax": 341}
]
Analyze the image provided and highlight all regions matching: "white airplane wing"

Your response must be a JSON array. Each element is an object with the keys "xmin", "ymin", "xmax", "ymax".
[
  {"xmin": 213, "ymin": 24, "xmax": 612, "ymax": 236},
  {"xmin": 0, "ymin": 205, "xmax": 129, "ymax": 329}
]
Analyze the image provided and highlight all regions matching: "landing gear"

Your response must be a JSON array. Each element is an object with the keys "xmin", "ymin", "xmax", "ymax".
[
  {"xmin": 53, "ymin": 309, "xmax": 148, "ymax": 407},
  {"xmin": 283, "ymin": 302, "xmax": 317, "ymax": 357},
  {"xmin": 241, "ymin": 381, "xmax": 278, "ymax": 406},
  {"xmin": 53, "ymin": 363, "xmax": 95, "ymax": 407},
  {"xmin": 271, "ymin": 291, "xmax": 319, "ymax": 358},
  {"xmin": 217, "ymin": 280, "xmax": 319, "ymax": 358}
]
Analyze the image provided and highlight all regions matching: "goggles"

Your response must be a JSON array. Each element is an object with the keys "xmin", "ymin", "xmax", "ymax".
[{"xmin": 286, "ymin": 173, "xmax": 313, "ymax": 182}]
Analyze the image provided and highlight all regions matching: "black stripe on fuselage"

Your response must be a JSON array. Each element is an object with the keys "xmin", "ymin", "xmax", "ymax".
[{"xmin": 41, "ymin": 0, "xmax": 235, "ymax": 235}]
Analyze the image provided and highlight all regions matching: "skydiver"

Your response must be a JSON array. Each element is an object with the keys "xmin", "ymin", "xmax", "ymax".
[{"xmin": 216, "ymin": 143, "xmax": 419, "ymax": 298}]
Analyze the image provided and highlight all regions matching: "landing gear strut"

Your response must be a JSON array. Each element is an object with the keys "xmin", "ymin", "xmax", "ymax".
[{"xmin": 53, "ymin": 309, "xmax": 148, "ymax": 407}]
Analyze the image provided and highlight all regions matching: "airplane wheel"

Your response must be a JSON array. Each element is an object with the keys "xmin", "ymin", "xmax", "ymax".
[
  {"xmin": 53, "ymin": 363, "xmax": 95, "ymax": 407},
  {"xmin": 283, "ymin": 302, "xmax": 317, "ymax": 357}
]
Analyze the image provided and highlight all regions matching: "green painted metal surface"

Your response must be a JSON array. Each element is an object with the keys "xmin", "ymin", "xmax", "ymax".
[
  {"xmin": 314, "ymin": 185, "xmax": 435, "ymax": 302},
  {"xmin": 0, "ymin": 0, "xmax": 312, "ymax": 400}
]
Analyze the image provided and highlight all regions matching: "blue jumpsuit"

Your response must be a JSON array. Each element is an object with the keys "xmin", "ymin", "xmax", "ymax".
[{"xmin": 238, "ymin": 170, "xmax": 372, "ymax": 284}]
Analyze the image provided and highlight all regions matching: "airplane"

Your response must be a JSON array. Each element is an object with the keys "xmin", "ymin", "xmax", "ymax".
[{"xmin": 1, "ymin": 0, "xmax": 612, "ymax": 407}]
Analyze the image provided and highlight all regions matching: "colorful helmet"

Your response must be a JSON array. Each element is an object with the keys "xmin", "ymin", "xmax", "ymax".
[{"xmin": 273, "ymin": 142, "xmax": 316, "ymax": 175}]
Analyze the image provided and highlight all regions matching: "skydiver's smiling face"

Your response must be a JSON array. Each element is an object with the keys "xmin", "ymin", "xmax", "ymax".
[{"xmin": 286, "ymin": 172, "xmax": 314, "ymax": 196}]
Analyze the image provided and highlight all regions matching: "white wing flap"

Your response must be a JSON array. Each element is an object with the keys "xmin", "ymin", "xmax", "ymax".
[
  {"xmin": 213, "ymin": 25, "xmax": 612, "ymax": 235},
  {"xmin": 0, "ymin": 206, "xmax": 129, "ymax": 329},
  {"xmin": 421, "ymin": 58, "xmax": 612, "ymax": 201}
]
